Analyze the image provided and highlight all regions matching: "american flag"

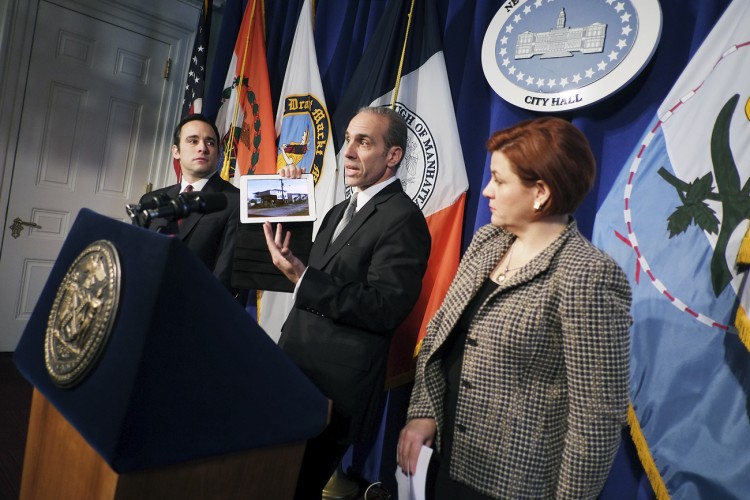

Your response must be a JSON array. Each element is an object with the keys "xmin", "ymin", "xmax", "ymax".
[
  {"xmin": 175, "ymin": 0, "xmax": 212, "ymax": 180},
  {"xmin": 181, "ymin": 0, "xmax": 212, "ymax": 117}
]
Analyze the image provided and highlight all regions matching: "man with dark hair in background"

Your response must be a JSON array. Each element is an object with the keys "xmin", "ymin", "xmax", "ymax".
[{"xmin": 138, "ymin": 113, "xmax": 240, "ymax": 292}]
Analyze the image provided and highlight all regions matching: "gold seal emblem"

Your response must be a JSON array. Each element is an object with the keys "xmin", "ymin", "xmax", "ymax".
[{"xmin": 45, "ymin": 240, "xmax": 121, "ymax": 388}]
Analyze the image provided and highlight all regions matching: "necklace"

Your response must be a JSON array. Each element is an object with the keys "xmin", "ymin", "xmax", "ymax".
[{"xmin": 495, "ymin": 244, "xmax": 522, "ymax": 283}]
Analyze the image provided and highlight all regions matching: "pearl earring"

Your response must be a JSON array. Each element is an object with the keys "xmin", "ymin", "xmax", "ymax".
[{"xmin": 533, "ymin": 201, "xmax": 542, "ymax": 211}]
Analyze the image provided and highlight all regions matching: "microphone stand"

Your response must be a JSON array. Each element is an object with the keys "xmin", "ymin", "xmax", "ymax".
[{"xmin": 126, "ymin": 203, "xmax": 148, "ymax": 228}]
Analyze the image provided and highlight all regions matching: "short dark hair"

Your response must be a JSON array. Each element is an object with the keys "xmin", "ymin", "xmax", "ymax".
[
  {"xmin": 173, "ymin": 114, "xmax": 220, "ymax": 147},
  {"xmin": 486, "ymin": 117, "xmax": 595, "ymax": 216},
  {"xmin": 357, "ymin": 106, "xmax": 407, "ymax": 167}
]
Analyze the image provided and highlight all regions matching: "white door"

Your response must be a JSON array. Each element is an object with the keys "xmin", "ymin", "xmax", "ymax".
[{"xmin": 0, "ymin": 0, "xmax": 176, "ymax": 350}]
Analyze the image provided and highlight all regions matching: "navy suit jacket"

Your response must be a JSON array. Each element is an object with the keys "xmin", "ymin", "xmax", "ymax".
[
  {"xmin": 140, "ymin": 174, "xmax": 240, "ymax": 291},
  {"xmin": 279, "ymin": 181, "xmax": 431, "ymax": 443}
]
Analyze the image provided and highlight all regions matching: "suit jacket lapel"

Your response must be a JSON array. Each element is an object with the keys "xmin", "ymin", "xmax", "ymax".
[
  {"xmin": 309, "ymin": 201, "xmax": 346, "ymax": 265},
  {"xmin": 314, "ymin": 182, "xmax": 401, "ymax": 268},
  {"xmin": 201, "ymin": 174, "xmax": 223, "ymax": 193},
  {"xmin": 472, "ymin": 220, "xmax": 576, "ymax": 293},
  {"xmin": 506, "ymin": 220, "xmax": 575, "ymax": 285},
  {"xmin": 177, "ymin": 174, "xmax": 222, "ymax": 239}
]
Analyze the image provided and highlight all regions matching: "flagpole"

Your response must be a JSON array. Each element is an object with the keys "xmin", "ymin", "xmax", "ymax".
[
  {"xmin": 390, "ymin": 0, "xmax": 416, "ymax": 108},
  {"xmin": 221, "ymin": 0, "xmax": 261, "ymax": 181}
]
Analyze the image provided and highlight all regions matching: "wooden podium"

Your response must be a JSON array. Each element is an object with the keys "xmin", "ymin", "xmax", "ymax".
[
  {"xmin": 21, "ymin": 389, "xmax": 309, "ymax": 500},
  {"xmin": 14, "ymin": 209, "xmax": 329, "ymax": 500}
]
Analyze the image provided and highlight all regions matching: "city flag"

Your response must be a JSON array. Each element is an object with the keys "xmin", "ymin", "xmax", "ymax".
[
  {"xmin": 592, "ymin": 1, "xmax": 750, "ymax": 497},
  {"xmin": 175, "ymin": 0, "xmax": 212, "ymax": 181},
  {"xmin": 215, "ymin": 0, "xmax": 276, "ymax": 184},
  {"xmin": 331, "ymin": 0, "xmax": 469, "ymax": 383},
  {"xmin": 258, "ymin": 0, "xmax": 339, "ymax": 341}
]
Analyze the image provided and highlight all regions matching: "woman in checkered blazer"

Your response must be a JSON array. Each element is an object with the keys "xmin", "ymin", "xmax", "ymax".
[{"xmin": 398, "ymin": 117, "xmax": 632, "ymax": 499}]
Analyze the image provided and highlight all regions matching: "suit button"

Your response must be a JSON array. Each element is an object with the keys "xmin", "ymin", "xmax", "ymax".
[
  {"xmin": 466, "ymin": 337, "xmax": 478, "ymax": 347},
  {"xmin": 456, "ymin": 423, "xmax": 467, "ymax": 433},
  {"xmin": 461, "ymin": 379, "xmax": 473, "ymax": 389}
]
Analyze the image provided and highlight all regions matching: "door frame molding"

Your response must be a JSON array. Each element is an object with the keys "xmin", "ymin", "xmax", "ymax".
[{"xmin": 0, "ymin": 0, "xmax": 199, "ymax": 253}]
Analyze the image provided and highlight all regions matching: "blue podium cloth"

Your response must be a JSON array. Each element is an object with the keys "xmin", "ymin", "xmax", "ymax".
[{"xmin": 15, "ymin": 209, "xmax": 328, "ymax": 473}]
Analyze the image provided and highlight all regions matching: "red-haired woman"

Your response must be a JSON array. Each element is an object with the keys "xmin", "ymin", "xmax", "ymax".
[{"xmin": 398, "ymin": 117, "xmax": 632, "ymax": 499}]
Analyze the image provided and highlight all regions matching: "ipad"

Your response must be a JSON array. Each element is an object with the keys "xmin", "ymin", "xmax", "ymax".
[{"xmin": 238, "ymin": 174, "xmax": 317, "ymax": 223}]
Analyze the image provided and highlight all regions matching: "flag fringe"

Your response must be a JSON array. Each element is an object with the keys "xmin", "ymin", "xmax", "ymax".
[
  {"xmin": 413, "ymin": 337, "xmax": 423, "ymax": 358},
  {"xmin": 736, "ymin": 305, "xmax": 750, "ymax": 351},
  {"xmin": 737, "ymin": 223, "xmax": 750, "ymax": 265},
  {"xmin": 628, "ymin": 404, "xmax": 670, "ymax": 500},
  {"xmin": 736, "ymin": 222, "xmax": 750, "ymax": 351}
]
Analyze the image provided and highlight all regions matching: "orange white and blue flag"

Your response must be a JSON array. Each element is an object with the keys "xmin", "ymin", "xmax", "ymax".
[{"xmin": 332, "ymin": 0, "xmax": 469, "ymax": 382}]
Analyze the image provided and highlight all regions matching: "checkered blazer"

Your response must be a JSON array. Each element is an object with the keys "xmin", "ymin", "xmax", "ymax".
[{"xmin": 407, "ymin": 220, "xmax": 631, "ymax": 499}]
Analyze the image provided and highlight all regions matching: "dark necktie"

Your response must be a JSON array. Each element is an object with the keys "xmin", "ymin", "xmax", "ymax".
[
  {"xmin": 178, "ymin": 184, "xmax": 194, "ymax": 228},
  {"xmin": 331, "ymin": 192, "xmax": 358, "ymax": 242}
]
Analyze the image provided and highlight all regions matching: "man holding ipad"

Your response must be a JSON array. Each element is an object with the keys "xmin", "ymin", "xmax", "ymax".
[{"xmin": 263, "ymin": 106, "xmax": 431, "ymax": 498}]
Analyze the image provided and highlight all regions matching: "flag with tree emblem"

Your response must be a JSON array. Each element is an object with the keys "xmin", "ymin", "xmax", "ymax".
[
  {"xmin": 593, "ymin": 1, "xmax": 750, "ymax": 497},
  {"xmin": 216, "ymin": 0, "xmax": 276, "ymax": 183}
]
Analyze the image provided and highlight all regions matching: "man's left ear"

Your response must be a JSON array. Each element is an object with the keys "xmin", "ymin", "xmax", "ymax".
[{"xmin": 387, "ymin": 146, "xmax": 403, "ymax": 168}]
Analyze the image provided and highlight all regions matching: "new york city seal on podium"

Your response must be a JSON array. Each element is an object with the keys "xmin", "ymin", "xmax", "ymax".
[{"xmin": 45, "ymin": 240, "xmax": 121, "ymax": 388}]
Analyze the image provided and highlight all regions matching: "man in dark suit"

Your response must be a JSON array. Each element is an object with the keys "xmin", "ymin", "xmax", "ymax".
[
  {"xmin": 264, "ymin": 106, "xmax": 431, "ymax": 498},
  {"xmin": 139, "ymin": 114, "xmax": 240, "ymax": 291}
]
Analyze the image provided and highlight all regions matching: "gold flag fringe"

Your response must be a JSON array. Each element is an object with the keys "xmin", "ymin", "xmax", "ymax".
[
  {"xmin": 628, "ymin": 404, "xmax": 670, "ymax": 500},
  {"xmin": 737, "ymin": 223, "xmax": 750, "ymax": 265},
  {"xmin": 736, "ymin": 222, "xmax": 750, "ymax": 351},
  {"xmin": 413, "ymin": 337, "xmax": 423, "ymax": 358},
  {"xmin": 736, "ymin": 305, "xmax": 750, "ymax": 351}
]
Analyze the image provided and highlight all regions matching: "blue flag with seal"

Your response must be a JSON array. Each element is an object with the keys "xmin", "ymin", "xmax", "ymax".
[{"xmin": 592, "ymin": 1, "xmax": 750, "ymax": 497}]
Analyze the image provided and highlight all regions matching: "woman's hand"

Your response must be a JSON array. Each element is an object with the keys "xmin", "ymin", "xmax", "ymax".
[{"xmin": 397, "ymin": 418, "xmax": 437, "ymax": 476}]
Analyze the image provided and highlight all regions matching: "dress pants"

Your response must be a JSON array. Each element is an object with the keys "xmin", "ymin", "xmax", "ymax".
[{"xmin": 293, "ymin": 410, "xmax": 350, "ymax": 500}]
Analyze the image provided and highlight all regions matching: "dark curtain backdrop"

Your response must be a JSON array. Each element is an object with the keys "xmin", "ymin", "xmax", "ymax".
[
  {"xmin": 205, "ymin": 0, "xmax": 734, "ymax": 496},
  {"xmin": 257, "ymin": 0, "xmax": 734, "ymax": 247}
]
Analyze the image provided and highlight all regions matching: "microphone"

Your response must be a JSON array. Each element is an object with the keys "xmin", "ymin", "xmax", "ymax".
[
  {"xmin": 136, "ymin": 192, "xmax": 171, "ymax": 211},
  {"xmin": 126, "ymin": 192, "xmax": 171, "ymax": 227},
  {"xmin": 143, "ymin": 191, "xmax": 227, "ymax": 222}
]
